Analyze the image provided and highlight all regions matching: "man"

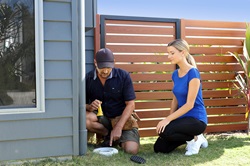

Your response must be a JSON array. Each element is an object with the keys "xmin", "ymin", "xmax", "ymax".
[{"xmin": 86, "ymin": 48, "xmax": 140, "ymax": 154}]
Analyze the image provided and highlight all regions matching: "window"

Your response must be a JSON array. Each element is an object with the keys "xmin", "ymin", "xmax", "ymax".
[{"xmin": 0, "ymin": 0, "xmax": 44, "ymax": 114}]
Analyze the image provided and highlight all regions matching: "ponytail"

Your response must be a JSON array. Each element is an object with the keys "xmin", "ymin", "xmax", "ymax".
[{"xmin": 186, "ymin": 54, "xmax": 197, "ymax": 68}]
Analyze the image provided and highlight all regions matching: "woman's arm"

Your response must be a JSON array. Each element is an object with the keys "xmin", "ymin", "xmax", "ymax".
[
  {"xmin": 169, "ymin": 95, "xmax": 178, "ymax": 115},
  {"xmin": 156, "ymin": 78, "xmax": 200, "ymax": 134}
]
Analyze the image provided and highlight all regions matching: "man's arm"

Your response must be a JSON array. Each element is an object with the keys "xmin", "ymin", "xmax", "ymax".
[
  {"xmin": 114, "ymin": 100, "xmax": 135, "ymax": 129},
  {"xmin": 109, "ymin": 100, "xmax": 135, "ymax": 146}
]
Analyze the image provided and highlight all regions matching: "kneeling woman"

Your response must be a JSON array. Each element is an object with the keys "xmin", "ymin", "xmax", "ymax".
[{"xmin": 154, "ymin": 39, "xmax": 208, "ymax": 156}]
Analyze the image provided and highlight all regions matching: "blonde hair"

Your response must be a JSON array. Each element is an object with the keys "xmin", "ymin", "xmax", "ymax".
[{"xmin": 167, "ymin": 39, "xmax": 197, "ymax": 68}]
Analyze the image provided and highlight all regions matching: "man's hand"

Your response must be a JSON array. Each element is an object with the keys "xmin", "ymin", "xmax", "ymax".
[
  {"xmin": 88, "ymin": 99, "xmax": 102, "ymax": 112},
  {"xmin": 109, "ymin": 126, "xmax": 122, "ymax": 146}
]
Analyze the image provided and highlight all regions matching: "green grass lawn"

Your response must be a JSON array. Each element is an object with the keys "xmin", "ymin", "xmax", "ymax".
[{"xmin": 21, "ymin": 132, "xmax": 250, "ymax": 166}]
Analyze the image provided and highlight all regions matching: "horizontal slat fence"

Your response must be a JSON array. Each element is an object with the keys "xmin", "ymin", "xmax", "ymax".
[
  {"xmin": 181, "ymin": 19, "xmax": 248, "ymax": 134},
  {"xmin": 97, "ymin": 15, "xmax": 249, "ymax": 137}
]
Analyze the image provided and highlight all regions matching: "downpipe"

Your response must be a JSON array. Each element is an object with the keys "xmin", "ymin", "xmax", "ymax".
[{"xmin": 79, "ymin": 0, "xmax": 87, "ymax": 155}]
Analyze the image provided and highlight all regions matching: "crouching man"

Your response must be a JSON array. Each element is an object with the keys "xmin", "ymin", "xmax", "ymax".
[{"xmin": 86, "ymin": 48, "xmax": 140, "ymax": 154}]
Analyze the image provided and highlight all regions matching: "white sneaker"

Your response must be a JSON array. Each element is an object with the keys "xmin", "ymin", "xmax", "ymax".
[
  {"xmin": 185, "ymin": 134, "xmax": 208, "ymax": 150},
  {"xmin": 185, "ymin": 139, "xmax": 200, "ymax": 156},
  {"xmin": 185, "ymin": 134, "xmax": 208, "ymax": 156},
  {"xmin": 199, "ymin": 134, "xmax": 208, "ymax": 148},
  {"xmin": 185, "ymin": 140, "xmax": 191, "ymax": 150}
]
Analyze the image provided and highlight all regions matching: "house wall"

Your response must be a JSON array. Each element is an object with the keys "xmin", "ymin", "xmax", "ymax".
[
  {"xmin": 86, "ymin": 29, "xmax": 95, "ymax": 73},
  {"xmin": 0, "ymin": 0, "xmax": 81, "ymax": 161}
]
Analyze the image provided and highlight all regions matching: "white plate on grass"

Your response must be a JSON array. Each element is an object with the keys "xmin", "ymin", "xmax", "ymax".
[{"xmin": 93, "ymin": 147, "xmax": 118, "ymax": 156}]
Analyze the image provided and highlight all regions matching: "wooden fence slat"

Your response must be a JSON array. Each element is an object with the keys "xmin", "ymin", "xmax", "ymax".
[
  {"xmin": 206, "ymin": 106, "xmax": 246, "ymax": 115},
  {"xmin": 183, "ymin": 19, "xmax": 246, "ymax": 29},
  {"xmin": 133, "ymin": 82, "xmax": 172, "ymax": 91},
  {"xmin": 139, "ymin": 129, "xmax": 158, "ymax": 137},
  {"xmin": 202, "ymin": 82, "xmax": 234, "ymax": 89},
  {"xmin": 186, "ymin": 38, "xmax": 244, "ymax": 46},
  {"xmin": 201, "ymin": 73, "xmax": 236, "ymax": 80},
  {"xmin": 205, "ymin": 123, "xmax": 248, "ymax": 133},
  {"xmin": 115, "ymin": 55, "xmax": 170, "ymax": 62},
  {"xmin": 131, "ymin": 73, "xmax": 172, "ymax": 81},
  {"xmin": 136, "ymin": 92, "xmax": 173, "ymax": 100},
  {"xmin": 190, "ymin": 47, "xmax": 243, "ymax": 54},
  {"xmin": 208, "ymin": 115, "xmax": 246, "ymax": 123},
  {"xmin": 115, "ymin": 64, "xmax": 175, "ymax": 72},
  {"xmin": 198, "ymin": 64, "xmax": 242, "ymax": 72},
  {"xmin": 204, "ymin": 98, "xmax": 246, "ymax": 106},
  {"xmin": 106, "ymin": 25, "xmax": 175, "ymax": 35},
  {"xmin": 185, "ymin": 29, "xmax": 245, "ymax": 37},
  {"xmin": 107, "ymin": 45, "xmax": 168, "ymax": 53},
  {"xmin": 203, "ymin": 90, "xmax": 240, "ymax": 98},
  {"xmin": 136, "ymin": 110, "xmax": 170, "ymax": 119},
  {"xmin": 106, "ymin": 36, "xmax": 175, "ymax": 44},
  {"xmin": 138, "ymin": 120, "xmax": 159, "ymax": 128},
  {"xmin": 105, "ymin": 20, "xmax": 176, "ymax": 26},
  {"xmin": 194, "ymin": 55, "xmax": 238, "ymax": 63},
  {"xmin": 135, "ymin": 101, "xmax": 172, "ymax": 109}
]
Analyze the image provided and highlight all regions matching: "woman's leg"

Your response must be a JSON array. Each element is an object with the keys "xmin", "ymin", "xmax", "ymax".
[
  {"xmin": 160, "ymin": 117, "xmax": 206, "ymax": 142},
  {"xmin": 154, "ymin": 117, "xmax": 206, "ymax": 153},
  {"xmin": 154, "ymin": 136, "xmax": 185, "ymax": 153}
]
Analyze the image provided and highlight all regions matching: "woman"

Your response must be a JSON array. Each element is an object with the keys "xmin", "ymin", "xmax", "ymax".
[{"xmin": 154, "ymin": 39, "xmax": 208, "ymax": 156}]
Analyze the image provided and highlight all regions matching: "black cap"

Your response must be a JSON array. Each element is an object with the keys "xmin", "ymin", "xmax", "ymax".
[{"xmin": 96, "ymin": 48, "xmax": 114, "ymax": 68}]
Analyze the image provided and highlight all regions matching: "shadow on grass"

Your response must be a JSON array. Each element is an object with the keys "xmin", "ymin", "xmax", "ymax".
[
  {"xmin": 69, "ymin": 134, "xmax": 250, "ymax": 166},
  {"xmin": 19, "ymin": 133, "xmax": 249, "ymax": 166},
  {"xmin": 135, "ymin": 134, "xmax": 250, "ymax": 166}
]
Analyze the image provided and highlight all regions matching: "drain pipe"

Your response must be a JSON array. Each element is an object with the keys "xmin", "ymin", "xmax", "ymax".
[{"xmin": 79, "ymin": 0, "xmax": 87, "ymax": 155}]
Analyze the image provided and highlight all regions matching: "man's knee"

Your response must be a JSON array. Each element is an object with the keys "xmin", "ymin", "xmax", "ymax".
[
  {"xmin": 121, "ymin": 141, "xmax": 139, "ymax": 155},
  {"xmin": 86, "ymin": 112, "xmax": 98, "ymax": 122},
  {"xmin": 86, "ymin": 112, "xmax": 98, "ymax": 129},
  {"xmin": 86, "ymin": 111, "xmax": 98, "ymax": 120}
]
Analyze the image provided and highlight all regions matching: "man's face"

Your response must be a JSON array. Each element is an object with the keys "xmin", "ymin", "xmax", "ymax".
[{"xmin": 96, "ymin": 66, "xmax": 112, "ymax": 79}]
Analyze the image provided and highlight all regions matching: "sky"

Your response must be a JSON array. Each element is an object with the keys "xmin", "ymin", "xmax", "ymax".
[{"xmin": 97, "ymin": 0, "xmax": 250, "ymax": 22}]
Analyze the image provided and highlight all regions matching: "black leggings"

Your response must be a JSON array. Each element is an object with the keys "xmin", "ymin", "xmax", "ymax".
[{"xmin": 154, "ymin": 117, "xmax": 207, "ymax": 153}]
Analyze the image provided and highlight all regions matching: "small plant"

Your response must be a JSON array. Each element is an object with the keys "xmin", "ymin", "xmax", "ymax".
[{"xmin": 228, "ymin": 23, "xmax": 250, "ymax": 119}]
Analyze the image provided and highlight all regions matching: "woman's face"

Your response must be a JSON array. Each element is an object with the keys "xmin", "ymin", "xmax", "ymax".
[{"xmin": 167, "ymin": 46, "xmax": 184, "ymax": 65}]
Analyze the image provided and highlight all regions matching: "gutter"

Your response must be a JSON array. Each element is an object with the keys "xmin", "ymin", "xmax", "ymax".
[{"xmin": 79, "ymin": 0, "xmax": 87, "ymax": 155}]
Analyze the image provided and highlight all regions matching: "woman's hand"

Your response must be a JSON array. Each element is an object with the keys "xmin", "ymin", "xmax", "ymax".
[{"xmin": 156, "ymin": 118, "xmax": 171, "ymax": 134}]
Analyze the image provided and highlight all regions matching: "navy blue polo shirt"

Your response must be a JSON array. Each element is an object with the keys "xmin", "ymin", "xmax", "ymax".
[{"xmin": 86, "ymin": 68, "xmax": 136, "ymax": 118}]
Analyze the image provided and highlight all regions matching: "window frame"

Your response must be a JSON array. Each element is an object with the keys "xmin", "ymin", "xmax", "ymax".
[{"xmin": 0, "ymin": 0, "xmax": 45, "ymax": 114}]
